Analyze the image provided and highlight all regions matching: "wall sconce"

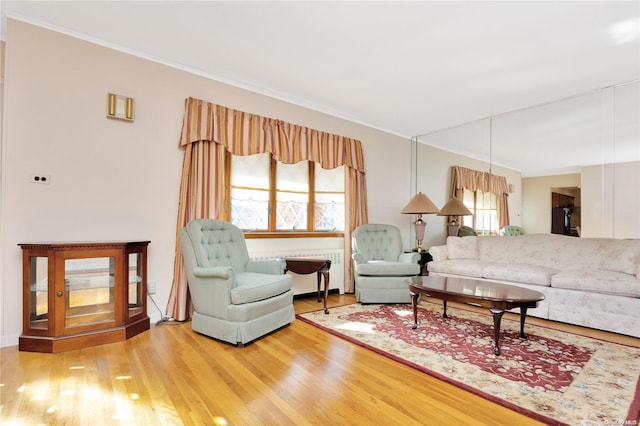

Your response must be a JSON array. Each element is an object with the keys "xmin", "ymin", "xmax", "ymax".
[
  {"xmin": 107, "ymin": 93, "xmax": 134, "ymax": 121},
  {"xmin": 508, "ymin": 184, "xmax": 515, "ymax": 193}
]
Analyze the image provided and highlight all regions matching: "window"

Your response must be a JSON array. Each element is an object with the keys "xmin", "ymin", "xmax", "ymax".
[
  {"xmin": 228, "ymin": 153, "xmax": 344, "ymax": 232},
  {"xmin": 462, "ymin": 189, "xmax": 498, "ymax": 235},
  {"xmin": 314, "ymin": 165, "xmax": 345, "ymax": 231}
]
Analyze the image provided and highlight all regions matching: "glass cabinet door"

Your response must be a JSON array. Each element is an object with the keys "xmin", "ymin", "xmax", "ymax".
[
  {"xmin": 63, "ymin": 257, "xmax": 116, "ymax": 329},
  {"xmin": 127, "ymin": 252, "xmax": 144, "ymax": 318},
  {"xmin": 28, "ymin": 256, "xmax": 50, "ymax": 331}
]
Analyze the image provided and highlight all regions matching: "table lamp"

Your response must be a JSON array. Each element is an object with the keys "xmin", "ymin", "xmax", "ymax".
[
  {"xmin": 438, "ymin": 197, "xmax": 472, "ymax": 236},
  {"xmin": 401, "ymin": 192, "xmax": 439, "ymax": 252}
]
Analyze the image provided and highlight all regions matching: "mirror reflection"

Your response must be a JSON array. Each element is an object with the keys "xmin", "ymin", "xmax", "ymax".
[{"xmin": 413, "ymin": 80, "xmax": 639, "ymax": 245}]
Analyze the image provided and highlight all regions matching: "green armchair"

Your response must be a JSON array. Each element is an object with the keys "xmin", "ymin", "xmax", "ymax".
[
  {"xmin": 180, "ymin": 219, "xmax": 295, "ymax": 345},
  {"xmin": 458, "ymin": 225, "xmax": 478, "ymax": 237},
  {"xmin": 352, "ymin": 224, "xmax": 421, "ymax": 303}
]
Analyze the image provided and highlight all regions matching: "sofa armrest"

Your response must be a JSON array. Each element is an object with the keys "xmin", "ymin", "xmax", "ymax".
[
  {"xmin": 193, "ymin": 266, "xmax": 233, "ymax": 279},
  {"xmin": 429, "ymin": 245, "xmax": 448, "ymax": 261},
  {"xmin": 247, "ymin": 258, "xmax": 286, "ymax": 275},
  {"xmin": 398, "ymin": 252, "xmax": 420, "ymax": 264}
]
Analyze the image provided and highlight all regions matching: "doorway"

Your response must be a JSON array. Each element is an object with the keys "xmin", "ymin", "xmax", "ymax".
[{"xmin": 551, "ymin": 187, "xmax": 581, "ymax": 236}]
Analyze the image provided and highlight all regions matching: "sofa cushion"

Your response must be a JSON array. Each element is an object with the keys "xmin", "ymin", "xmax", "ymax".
[
  {"xmin": 551, "ymin": 270, "xmax": 640, "ymax": 298},
  {"xmin": 483, "ymin": 263, "xmax": 558, "ymax": 287},
  {"xmin": 595, "ymin": 239, "xmax": 640, "ymax": 275},
  {"xmin": 446, "ymin": 236, "xmax": 479, "ymax": 259},
  {"xmin": 427, "ymin": 260, "xmax": 484, "ymax": 278},
  {"xmin": 357, "ymin": 261, "xmax": 419, "ymax": 276},
  {"xmin": 232, "ymin": 272, "xmax": 292, "ymax": 304}
]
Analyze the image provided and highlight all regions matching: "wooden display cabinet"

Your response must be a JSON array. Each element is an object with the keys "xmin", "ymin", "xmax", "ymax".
[{"xmin": 18, "ymin": 241, "xmax": 150, "ymax": 353}]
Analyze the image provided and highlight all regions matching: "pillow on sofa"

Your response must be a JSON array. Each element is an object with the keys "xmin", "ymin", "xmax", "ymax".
[{"xmin": 446, "ymin": 236, "xmax": 479, "ymax": 259}]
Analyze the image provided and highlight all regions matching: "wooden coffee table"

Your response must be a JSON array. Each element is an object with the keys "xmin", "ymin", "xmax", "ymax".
[{"xmin": 407, "ymin": 275, "xmax": 545, "ymax": 355}]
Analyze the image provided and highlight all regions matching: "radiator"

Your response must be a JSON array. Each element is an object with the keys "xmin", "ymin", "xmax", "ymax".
[{"xmin": 250, "ymin": 249, "xmax": 345, "ymax": 295}]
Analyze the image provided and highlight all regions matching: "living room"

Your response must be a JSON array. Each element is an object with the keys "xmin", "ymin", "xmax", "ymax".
[
  {"xmin": 2, "ymin": 0, "xmax": 637, "ymax": 345},
  {"xmin": 1, "ymin": 2, "xmax": 639, "ymax": 424}
]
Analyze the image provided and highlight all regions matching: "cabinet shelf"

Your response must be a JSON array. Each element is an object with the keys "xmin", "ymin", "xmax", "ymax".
[{"xmin": 18, "ymin": 241, "xmax": 150, "ymax": 353}]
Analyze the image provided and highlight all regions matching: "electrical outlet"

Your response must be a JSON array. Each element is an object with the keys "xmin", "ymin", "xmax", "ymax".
[
  {"xmin": 30, "ymin": 174, "xmax": 51, "ymax": 184},
  {"xmin": 148, "ymin": 280, "xmax": 156, "ymax": 294}
]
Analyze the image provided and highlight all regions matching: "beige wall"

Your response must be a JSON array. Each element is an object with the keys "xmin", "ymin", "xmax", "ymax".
[
  {"xmin": 581, "ymin": 161, "xmax": 640, "ymax": 238},
  {"xmin": 1, "ymin": 20, "xmax": 420, "ymax": 346},
  {"xmin": 1, "ymin": 41, "xmax": 5, "ymax": 78}
]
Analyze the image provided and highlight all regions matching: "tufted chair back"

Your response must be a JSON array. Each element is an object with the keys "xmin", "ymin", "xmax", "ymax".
[
  {"xmin": 499, "ymin": 225, "xmax": 526, "ymax": 236},
  {"xmin": 352, "ymin": 224, "xmax": 404, "ymax": 262},
  {"xmin": 184, "ymin": 219, "xmax": 250, "ymax": 272}
]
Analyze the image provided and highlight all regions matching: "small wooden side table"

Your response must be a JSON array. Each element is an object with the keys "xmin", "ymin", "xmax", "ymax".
[
  {"xmin": 284, "ymin": 257, "xmax": 332, "ymax": 314},
  {"xmin": 406, "ymin": 251, "xmax": 432, "ymax": 276}
]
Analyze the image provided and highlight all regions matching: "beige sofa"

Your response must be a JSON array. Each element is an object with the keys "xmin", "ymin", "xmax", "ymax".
[{"xmin": 428, "ymin": 233, "xmax": 640, "ymax": 338}]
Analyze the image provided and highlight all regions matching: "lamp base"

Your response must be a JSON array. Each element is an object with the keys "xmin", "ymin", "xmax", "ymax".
[{"xmin": 447, "ymin": 224, "xmax": 460, "ymax": 237}]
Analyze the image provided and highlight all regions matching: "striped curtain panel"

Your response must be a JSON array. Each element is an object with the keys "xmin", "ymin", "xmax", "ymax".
[
  {"xmin": 166, "ymin": 98, "xmax": 368, "ymax": 321},
  {"xmin": 450, "ymin": 165, "xmax": 510, "ymax": 230}
]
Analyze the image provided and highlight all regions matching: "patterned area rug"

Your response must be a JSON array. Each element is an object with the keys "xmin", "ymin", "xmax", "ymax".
[{"xmin": 297, "ymin": 302, "xmax": 640, "ymax": 425}]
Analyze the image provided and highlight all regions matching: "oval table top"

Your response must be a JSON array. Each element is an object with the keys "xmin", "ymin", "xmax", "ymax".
[{"xmin": 407, "ymin": 275, "xmax": 545, "ymax": 304}]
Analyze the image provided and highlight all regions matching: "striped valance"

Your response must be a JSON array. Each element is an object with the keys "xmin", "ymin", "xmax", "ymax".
[
  {"xmin": 451, "ymin": 165, "xmax": 509, "ymax": 196},
  {"xmin": 179, "ymin": 97, "xmax": 365, "ymax": 172}
]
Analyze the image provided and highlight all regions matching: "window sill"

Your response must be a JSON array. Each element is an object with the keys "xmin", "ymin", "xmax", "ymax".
[{"xmin": 244, "ymin": 231, "xmax": 344, "ymax": 239}]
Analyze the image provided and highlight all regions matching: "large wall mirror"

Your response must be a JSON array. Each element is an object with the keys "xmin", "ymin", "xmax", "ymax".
[{"xmin": 412, "ymin": 80, "xmax": 639, "ymax": 248}]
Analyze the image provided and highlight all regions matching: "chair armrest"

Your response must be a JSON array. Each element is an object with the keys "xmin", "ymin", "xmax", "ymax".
[
  {"xmin": 247, "ymin": 258, "xmax": 286, "ymax": 275},
  {"xmin": 352, "ymin": 252, "xmax": 365, "ymax": 264},
  {"xmin": 193, "ymin": 266, "xmax": 233, "ymax": 279},
  {"xmin": 398, "ymin": 252, "xmax": 420, "ymax": 264},
  {"xmin": 429, "ymin": 245, "xmax": 448, "ymax": 261}
]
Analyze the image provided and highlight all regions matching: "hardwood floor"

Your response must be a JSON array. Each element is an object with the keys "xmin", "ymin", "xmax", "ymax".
[{"xmin": 2, "ymin": 293, "xmax": 638, "ymax": 425}]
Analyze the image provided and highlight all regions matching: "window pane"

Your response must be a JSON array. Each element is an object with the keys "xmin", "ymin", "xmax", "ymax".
[
  {"xmin": 314, "ymin": 192, "xmax": 345, "ymax": 231},
  {"xmin": 276, "ymin": 161, "xmax": 309, "ymax": 230},
  {"xmin": 231, "ymin": 153, "xmax": 269, "ymax": 188},
  {"xmin": 462, "ymin": 189, "xmax": 475, "ymax": 227},
  {"xmin": 231, "ymin": 153, "xmax": 270, "ymax": 230},
  {"xmin": 315, "ymin": 165, "xmax": 344, "ymax": 191},
  {"xmin": 231, "ymin": 188, "xmax": 269, "ymax": 230},
  {"xmin": 462, "ymin": 188, "xmax": 498, "ymax": 233},
  {"xmin": 276, "ymin": 161, "xmax": 309, "ymax": 192},
  {"xmin": 276, "ymin": 192, "xmax": 308, "ymax": 230},
  {"xmin": 315, "ymin": 165, "xmax": 344, "ymax": 231}
]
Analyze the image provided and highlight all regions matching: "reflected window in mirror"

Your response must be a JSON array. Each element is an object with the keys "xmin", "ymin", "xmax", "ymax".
[{"xmin": 462, "ymin": 189, "xmax": 498, "ymax": 235}]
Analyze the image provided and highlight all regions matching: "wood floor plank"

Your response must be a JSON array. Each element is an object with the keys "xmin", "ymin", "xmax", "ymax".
[{"xmin": 2, "ymin": 293, "xmax": 638, "ymax": 425}]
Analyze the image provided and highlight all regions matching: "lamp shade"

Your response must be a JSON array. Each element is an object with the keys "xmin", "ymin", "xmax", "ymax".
[
  {"xmin": 401, "ymin": 192, "xmax": 439, "ymax": 214},
  {"xmin": 437, "ymin": 197, "xmax": 472, "ymax": 217}
]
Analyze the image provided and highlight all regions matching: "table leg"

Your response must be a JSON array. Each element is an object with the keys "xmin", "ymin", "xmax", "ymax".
[
  {"xmin": 411, "ymin": 291, "xmax": 419, "ymax": 329},
  {"xmin": 519, "ymin": 307, "xmax": 528, "ymax": 339},
  {"xmin": 442, "ymin": 300, "xmax": 448, "ymax": 318},
  {"xmin": 320, "ymin": 269, "xmax": 330, "ymax": 314},
  {"xmin": 490, "ymin": 308, "xmax": 505, "ymax": 356},
  {"xmin": 316, "ymin": 271, "xmax": 322, "ymax": 302}
]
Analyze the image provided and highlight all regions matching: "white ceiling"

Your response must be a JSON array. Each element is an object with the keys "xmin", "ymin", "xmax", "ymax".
[{"xmin": 2, "ymin": 1, "xmax": 639, "ymax": 176}]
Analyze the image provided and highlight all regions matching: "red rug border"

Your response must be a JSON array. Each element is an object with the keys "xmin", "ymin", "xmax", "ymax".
[{"xmin": 297, "ymin": 302, "xmax": 640, "ymax": 425}]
